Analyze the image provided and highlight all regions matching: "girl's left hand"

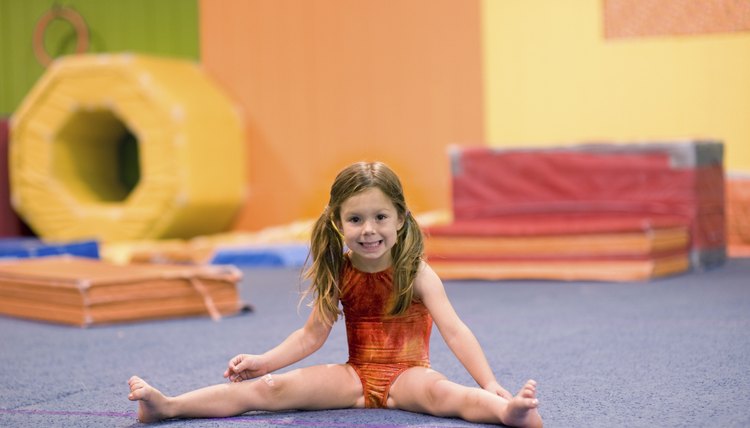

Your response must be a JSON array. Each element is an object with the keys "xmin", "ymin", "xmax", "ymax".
[
  {"xmin": 223, "ymin": 354, "xmax": 266, "ymax": 382},
  {"xmin": 483, "ymin": 380, "xmax": 513, "ymax": 400}
]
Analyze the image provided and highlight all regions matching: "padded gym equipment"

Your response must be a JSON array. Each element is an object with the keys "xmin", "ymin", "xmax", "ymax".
[
  {"xmin": 425, "ymin": 141, "xmax": 725, "ymax": 281},
  {"xmin": 0, "ymin": 256, "xmax": 244, "ymax": 327},
  {"xmin": 0, "ymin": 238, "xmax": 98, "ymax": 260},
  {"xmin": 10, "ymin": 53, "xmax": 246, "ymax": 241},
  {"xmin": 447, "ymin": 141, "xmax": 725, "ymax": 270},
  {"xmin": 727, "ymin": 175, "xmax": 750, "ymax": 257}
]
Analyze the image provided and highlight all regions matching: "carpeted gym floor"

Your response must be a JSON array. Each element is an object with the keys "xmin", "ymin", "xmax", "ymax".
[{"xmin": 1, "ymin": 258, "xmax": 749, "ymax": 427}]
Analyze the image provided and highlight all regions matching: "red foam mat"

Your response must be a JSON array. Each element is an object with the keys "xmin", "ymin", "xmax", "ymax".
[
  {"xmin": 449, "ymin": 143, "xmax": 725, "ymax": 270},
  {"xmin": 0, "ymin": 117, "xmax": 27, "ymax": 237}
]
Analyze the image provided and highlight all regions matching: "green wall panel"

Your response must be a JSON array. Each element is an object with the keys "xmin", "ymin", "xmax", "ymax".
[{"xmin": 0, "ymin": 0, "xmax": 199, "ymax": 115}]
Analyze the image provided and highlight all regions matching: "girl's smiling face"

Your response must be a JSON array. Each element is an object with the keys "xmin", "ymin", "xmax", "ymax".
[{"xmin": 337, "ymin": 187, "xmax": 404, "ymax": 273}]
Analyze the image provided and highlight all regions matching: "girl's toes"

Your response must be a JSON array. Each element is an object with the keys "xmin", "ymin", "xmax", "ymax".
[{"xmin": 128, "ymin": 387, "xmax": 142, "ymax": 400}]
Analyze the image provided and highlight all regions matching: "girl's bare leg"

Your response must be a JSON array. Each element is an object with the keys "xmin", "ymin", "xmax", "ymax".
[
  {"xmin": 128, "ymin": 364, "xmax": 363, "ymax": 423},
  {"xmin": 388, "ymin": 368, "xmax": 542, "ymax": 427}
]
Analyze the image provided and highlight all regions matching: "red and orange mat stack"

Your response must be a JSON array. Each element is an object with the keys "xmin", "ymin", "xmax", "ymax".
[{"xmin": 425, "ymin": 141, "xmax": 725, "ymax": 281}]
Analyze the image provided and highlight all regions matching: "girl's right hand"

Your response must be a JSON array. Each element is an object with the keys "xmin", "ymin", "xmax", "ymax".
[{"xmin": 223, "ymin": 354, "xmax": 267, "ymax": 382}]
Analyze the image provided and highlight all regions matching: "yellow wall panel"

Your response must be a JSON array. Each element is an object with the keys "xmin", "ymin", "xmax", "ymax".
[{"xmin": 482, "ymin": 0, "xmax": 750, "ymax": 171}]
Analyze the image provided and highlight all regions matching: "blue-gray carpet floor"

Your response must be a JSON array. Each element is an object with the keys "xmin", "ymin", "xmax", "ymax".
[{"xmin": 1, "ymin": 258, "xmax": 749, "ymax": 427}]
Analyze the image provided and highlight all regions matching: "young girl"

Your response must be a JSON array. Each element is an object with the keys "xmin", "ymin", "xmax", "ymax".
[{"xmin": 128, "ymin": 161, "xmax": 542, "ymax": 427}]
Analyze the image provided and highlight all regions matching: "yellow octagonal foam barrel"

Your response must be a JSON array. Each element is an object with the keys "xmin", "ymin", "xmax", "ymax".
[{"xmin": 10, "ymin": 53, "xmax": 246, "ymax": 241}]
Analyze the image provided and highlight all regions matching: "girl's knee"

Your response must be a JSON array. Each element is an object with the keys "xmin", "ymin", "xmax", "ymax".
[
  {"xmin": 251, "ymin": 374, "xmax": 286, "ymax": 408},
  {"xmin": 423, "ymin": 376, "xmax": 454, "ymax": 412},
  {"xmin": 261, "ymin": 374, "xmax": 276, "ymax": 388}
]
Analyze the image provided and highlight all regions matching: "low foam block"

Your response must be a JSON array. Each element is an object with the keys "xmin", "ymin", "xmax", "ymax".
[
  {"xmin": 425, "ymin": 214, "xmax": 691, "ymax": 281},
  {"xmin": 426, "ymin": 226, "xmax": 688, "ymax": 259},
  {"xmin": 104, "ymin": 240, "xmax": 310, "ymax": 268},
  {"xmin": 0, "ymin": 257, "xmax": 244, "ymax": 327},
  {"xmin": 101, "ymin": 225, "xmax": 317, "ymax": 268},
  {"xmin": 428, "ymin": 253, "xmax": 690, "ymax": 282}
]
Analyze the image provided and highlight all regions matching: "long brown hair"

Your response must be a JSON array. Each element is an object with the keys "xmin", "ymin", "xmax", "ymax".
[{"xmin": 304, "ymin": 161, "xmax": 424, "ymax": 326}]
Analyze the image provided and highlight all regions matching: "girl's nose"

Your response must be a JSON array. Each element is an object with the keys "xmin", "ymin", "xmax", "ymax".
[{"xmin": 363, "ymin": 220, "xmax": 375, "ymax": 233}]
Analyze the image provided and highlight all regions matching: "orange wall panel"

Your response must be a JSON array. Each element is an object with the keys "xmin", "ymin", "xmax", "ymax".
[
  {"xmin": 604, "ymin": 0, "xmax": 750, "ymax": 38},
  {"xmin": 200, "ymin": 0, "xmax": 484, "ymax": 230}
]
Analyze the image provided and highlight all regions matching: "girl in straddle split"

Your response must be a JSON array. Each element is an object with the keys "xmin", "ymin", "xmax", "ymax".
[{"xmin": 128, "ymin": 161, "xmax": 542, "ymax": 427}]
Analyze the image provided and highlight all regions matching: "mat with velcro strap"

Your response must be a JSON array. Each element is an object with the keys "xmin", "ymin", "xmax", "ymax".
[{"xmin": 0, "ymin": 256, "xmax": 246, "ymax": 327}]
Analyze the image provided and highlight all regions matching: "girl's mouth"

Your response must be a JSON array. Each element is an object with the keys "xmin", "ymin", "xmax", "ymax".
[{"xmin": 360, "ymin": 240, "xmax": 383, "ymax": 249}]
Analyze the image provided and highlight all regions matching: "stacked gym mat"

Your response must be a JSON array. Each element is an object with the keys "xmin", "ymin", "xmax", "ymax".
[
  {"xmin": 0, "ymin": 257, "xmax": 244, "ymax": 327},
  {"xmin": 727, "ymin": 174, "xmax": 750, "ymax": 257},
  {"xmin": 425, "ymin": 141, "xmax": 725, "ymax": 281}
]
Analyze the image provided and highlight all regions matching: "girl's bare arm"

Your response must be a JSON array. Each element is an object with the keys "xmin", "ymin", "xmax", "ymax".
[
  {"xmin": 414, "ymin": 262, "xmax": 512, "ymax": 399},
  {"xmin": 225, "ymin": 308, "xmax": 333, "ymax": 381}
]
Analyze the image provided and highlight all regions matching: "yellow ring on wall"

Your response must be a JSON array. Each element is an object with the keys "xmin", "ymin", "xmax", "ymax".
[{"xmin": 10, "ymin": 54, "xmax": 246, "ymax": 242}]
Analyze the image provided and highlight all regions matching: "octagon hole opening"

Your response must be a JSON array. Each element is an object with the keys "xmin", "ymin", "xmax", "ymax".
[{"xmin": 53, "ymin": 109, "xmax": 141, "ymax": 203}]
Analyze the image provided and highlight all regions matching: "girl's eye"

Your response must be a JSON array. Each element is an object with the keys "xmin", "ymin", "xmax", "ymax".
[
  {"xmin": 376, "ymin": 214, "xmax": 387, "ymax": 221},
  {"xmin": 348, "ymin": 216, "xmax": 360, "ymax": 223}
]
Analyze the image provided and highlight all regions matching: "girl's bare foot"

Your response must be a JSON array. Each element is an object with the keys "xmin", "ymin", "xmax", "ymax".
[
  {"xmin": 503, "ymin": 379, "xmax": 543, "ymax": 428},
  {"xmin": 128, "ymin": 376, "xmax": 172, "ymax": 423}
]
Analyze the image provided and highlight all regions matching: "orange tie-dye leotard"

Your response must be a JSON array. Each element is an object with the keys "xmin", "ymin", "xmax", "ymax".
[{"xmin": 339, "ymin": 257, "xmax": 433, "ymax": 408}]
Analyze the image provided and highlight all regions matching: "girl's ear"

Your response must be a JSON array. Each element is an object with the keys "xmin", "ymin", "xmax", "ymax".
[{"xmin": 397, "ymin": 212, "xmax": 406, "ymax": 231}]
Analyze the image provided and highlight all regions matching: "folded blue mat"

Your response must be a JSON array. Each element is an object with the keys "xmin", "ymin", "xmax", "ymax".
[
  {"xmin": 0, "ymin": 238, "xmax": 99, "ymax": 260},
  {"xmin": 210, "ymin": 243, "xmax": 309, "ymax": 268}
]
